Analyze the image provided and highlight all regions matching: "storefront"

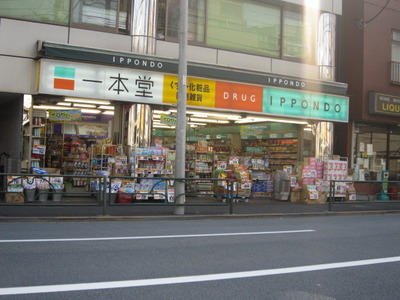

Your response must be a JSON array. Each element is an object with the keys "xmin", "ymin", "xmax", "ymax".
[{"xmin": 21, "ymin": 42, "xmax": 349, "ymax": 201}]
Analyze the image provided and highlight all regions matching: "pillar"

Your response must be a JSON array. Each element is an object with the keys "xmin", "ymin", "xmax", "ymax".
[
  {"xmin": 316, "ymin": 13, "xmax": 336, "ymax": 159},
  {"xmin": 125, "ymin": 0, "xmax": 157, "ymax": 148}
]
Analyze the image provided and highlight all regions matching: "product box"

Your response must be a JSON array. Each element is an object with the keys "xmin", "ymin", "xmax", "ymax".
[
  {"xmin": 290, "ymin": 189, "xmax": 304, "ymax": 202},
  {"xmin": 44, "ymin": 168, "xmax": 61, "ymax": 175},
  {"xmin": 5, "ymin": 192, "xmax": 25, "ymax": 203}
]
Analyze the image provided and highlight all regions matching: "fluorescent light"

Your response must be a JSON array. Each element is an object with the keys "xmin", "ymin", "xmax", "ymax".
[
  {"xmin": 64, "ymin": 98, "xmax": 110, "ymax": 105},
  {"xmin": 73, "ymin": 103, "xmax": 96, "ymax": 108},
  {"xmin": 56, "ymin": 102, "xmax": 71, "ymax": 106},
  {"xmin": 98, "ymin": 105, "xmax": 114, "ymax": 110},
  {"xmin": 189, "ymin": 117, "xmax": 228, "ymax": 124},
  {"xmin": 235, "ymin": 117, "xmax": 308, "ymax": 124},
  {"xmin": 81, "ymin": 109, "xmax": 101, "ymax": 114},
  {"xmin": 153, "ymin": 124, "xmax": 175, "ymax": 129},
  {"xmin": 188, "ymin": 122, "xmax": 207, "ymax": 126},
  {"xmin": 102, "ymin": 111, "xmax": 114, "ymax": 115},
  {"xmin": 33, "ymin": 105, "xmax": 76, "ymax": 110}
]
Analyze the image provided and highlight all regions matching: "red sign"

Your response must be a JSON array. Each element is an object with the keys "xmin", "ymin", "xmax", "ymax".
[{"xmin": 215, "ymin": 82, "xmax": 263, "ymax": 112}]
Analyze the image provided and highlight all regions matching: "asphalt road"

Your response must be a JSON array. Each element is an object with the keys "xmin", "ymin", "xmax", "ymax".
[{"xmin": 1, "ymin": 214, "xmax": 400, "ymax": 299}]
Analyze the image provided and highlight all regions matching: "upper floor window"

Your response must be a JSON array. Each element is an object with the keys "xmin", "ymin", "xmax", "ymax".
[
  {"xmin": 283, "ymin": 9, "xmax": 316, "ymax": 62},
  {"xmin": 71, "ymin": 0, "xmax": 130, "ymax": 34},
  {"xmin": 157, "ymin": 0, "xmax": 318, "ymax": 63},
  {"xmin": 157, "ymin": 0, "xmax": 205, "ymax": 43},
  {"xmin": 391, "ymin": 30, "xmax": 400, "ymax": 83},
  {"xmin": 207, "ymin": 0, "xmax": 281, "ymax": 58},
  {"xmin": 392, "ymin": 31, "xmax": 400, "ymax": 62},
  {"xmin": 0, "ymin": 0, "xmax": 70, "ymax": 25}
]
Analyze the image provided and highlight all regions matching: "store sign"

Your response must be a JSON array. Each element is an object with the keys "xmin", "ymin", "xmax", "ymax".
[
  {"xmin": 160, "ymin": 114, "xmax": 177, "ymax": 125},
  {"xmin": 42, "ymin": 42, "xmax": 348, "ymax": 95},
  {"xmin": 266, "ymin": 76, "xmax": 306, "ymax": 89},
  {"xmin": 215, "ymin": 82, "xmax": 262, "ymax": 112},
  {"xmin": 369, "ymin": 91, "xmax": 400, "ymax": 117},
  {"xmin": 39, "ymin": 59, "xmax": 163, "ymax": 103},
  {"xmin": 38, "ymin": 59, "xmax": 349, "ymax": 123},
  {"xmin": 163, "ymin": 75, "xmax": 216, "ymax": 107},
  {"xmin": 240, "ymin": 125, "xmax": 269, "ymax": 139},
  {"xmin": 48, "ymin": 109, "xmax": 82, "ymax": 121},
  {"xmin": 263, "ymin": 88, "xmax": 349, "ymax": 122}
]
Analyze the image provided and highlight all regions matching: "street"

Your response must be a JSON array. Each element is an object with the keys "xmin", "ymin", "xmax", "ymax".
[{"xmin": 1, "ymin": 214, "xmax": 400, "ymax": 299}]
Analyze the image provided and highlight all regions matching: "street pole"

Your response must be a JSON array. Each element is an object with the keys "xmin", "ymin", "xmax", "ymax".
[{"xmin": 174, "ymin": 0, "xmax": 188, "ymax": 215}]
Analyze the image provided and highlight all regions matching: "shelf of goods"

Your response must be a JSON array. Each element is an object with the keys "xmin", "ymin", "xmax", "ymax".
[
  {"xmin": 242, "ymin": 156, "xmax": 273, "ymax": 198},
  {"xmin": 130, "ymin": 147, "xmax": 174, "ymax": 201},
  {"xmin": 213, "ymin": 166, "xmax": 252, "ymax": 202},
  {"xmin": 89, "ymin": 144, "xmax": 128, "ymax": 176},
  {"xmin": 46, "ymin": 136, "xmax": 63, "ymax": 168},
  {"xmin": 267, "ymin": 138, "xmax": 298, "ymax": 170},
  {"xmin": 187, "ymin": 151, "xmax": 214, "ymax": 194},
  {"xmin": 30, "ymin": 110, "xmax": 47, "ymax": 169},
  {"xmin": 62, "ymin": 137, "xmax": 90, "ymax": 187}
]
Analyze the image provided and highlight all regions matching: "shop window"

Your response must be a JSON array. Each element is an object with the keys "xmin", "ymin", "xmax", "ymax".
[
  {"xmin": 157, "ymin": 0, "xmax": 317, "ymax": 63},
  {"xmin": 0, "ymin": 0, "xmax": 70, "ymax": 25},
  {"xmin": 71, "ymin": 0, "xmax": 130, "ymax": 34},
  {"xmin": 391, "ymin": 30, "xmax": 400, "ymax": 84}
]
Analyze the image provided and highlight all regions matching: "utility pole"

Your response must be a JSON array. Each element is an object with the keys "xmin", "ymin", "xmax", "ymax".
[{"xmin": 174, "ymin": 0, "xmax": 188, "ymax": 215}]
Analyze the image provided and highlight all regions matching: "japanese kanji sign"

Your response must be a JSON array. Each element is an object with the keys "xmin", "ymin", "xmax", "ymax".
[
  {"xmin": 39, "ymin": 59, "xmax": 163, "ymax": 103},
  {"xmin": 163, "ymin": 75, "xmax": 216, "ymax": 107}
]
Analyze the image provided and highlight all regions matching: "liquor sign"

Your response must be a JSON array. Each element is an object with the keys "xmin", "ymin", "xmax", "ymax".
[{"xmin": 369, "ymin": 91, "xmax": 400, "ymax": 117}]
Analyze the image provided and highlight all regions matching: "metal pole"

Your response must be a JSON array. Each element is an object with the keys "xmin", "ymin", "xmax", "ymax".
[{"xmin": 174, "ymin": 0, "xmax": 188, "ymax": 215}]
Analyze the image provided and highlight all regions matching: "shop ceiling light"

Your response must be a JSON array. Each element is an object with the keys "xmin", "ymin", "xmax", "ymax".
[
  {"xmin": 98, "ymin": 105, "xmax": 115, "ymax": 110},
  {"xmin": 81, "ymin": 109, "xmax": 101, "ymax": 114},
  {"xmin": 73, "ymin": 103, "xmax": 97, "ymax": 108},
  {"xmin": 153, "ymin": 124, "xmax": 175, "ymax": 129},
  {"xmin": 64, "ymin": 98, "xmax": 111, "ymax": 105},
  {"xmin": 56, "ymin": 102, "xmax": 71, "ymax": 106},
  {"xmin": 188, "ymin": 122, "xmax": 207, "ymax": 126},
  {"xmin": 189, "ymin": 118, "xmax": 230, "ymax": 124},
  {"xmin": 33, "ymin": 105, "xmax": 74, "ymax": 110},
  {"xmin": 102, "ymin": 111, "xmax": 114, "ymax": 115},
  {"xmin": 235, "ymin": 117, "xmax": 308, "ymax": 125}
]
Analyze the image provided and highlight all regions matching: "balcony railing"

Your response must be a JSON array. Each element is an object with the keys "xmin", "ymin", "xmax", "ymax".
[{"xmin": 391, "ymin": 61, "xmax": 400, "ymax": 84}]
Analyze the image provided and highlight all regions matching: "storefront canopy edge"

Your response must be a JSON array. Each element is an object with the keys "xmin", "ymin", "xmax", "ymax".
[{"xmin": 39, "ymin": 41, "xmax": 348, "ymax": 96}]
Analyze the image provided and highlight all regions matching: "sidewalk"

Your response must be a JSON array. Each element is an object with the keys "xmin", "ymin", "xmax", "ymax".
[{"xmin": 1, "ymin": 197, "xmax": 400, "ymax": 222}]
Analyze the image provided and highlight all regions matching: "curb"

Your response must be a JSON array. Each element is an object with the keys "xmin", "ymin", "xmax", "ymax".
[{"xmin": 1, "ymin": 209, "xmax": 400, "ymax": 223}]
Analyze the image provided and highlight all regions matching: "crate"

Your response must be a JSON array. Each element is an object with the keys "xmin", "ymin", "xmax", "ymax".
[{"xmin": 5, "ymin": 192, "xmax": 24, "ymax": 203}]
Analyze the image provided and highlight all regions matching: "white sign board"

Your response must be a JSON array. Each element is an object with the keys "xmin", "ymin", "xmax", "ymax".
[{"xmin": 38, "ymin": 59, "xmax": 164, "ymax": 103}]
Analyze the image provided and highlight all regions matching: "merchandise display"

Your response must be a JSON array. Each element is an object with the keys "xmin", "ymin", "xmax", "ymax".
[{"xmin": 19, "ymin": 108, "xmax": 366, "ymax": 205}]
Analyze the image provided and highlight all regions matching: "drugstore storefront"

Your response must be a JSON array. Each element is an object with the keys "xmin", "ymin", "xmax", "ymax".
[{"xmin": 27, "ymin": 43, "xmax": 349, "ymax": 195}]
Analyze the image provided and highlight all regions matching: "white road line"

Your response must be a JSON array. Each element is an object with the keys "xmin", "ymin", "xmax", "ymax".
[
  {"xmin": 0, "ymin": 229, "xmax": 315, "ymax": 243},
  {"xmin": 1, "ymin": 256, "xmax": 400, "ymax": 296}
]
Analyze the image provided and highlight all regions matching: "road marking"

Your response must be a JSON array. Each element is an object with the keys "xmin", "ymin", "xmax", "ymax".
[
  {"xmin": 0, "ymin": 229, "xmax": 315, "ymax": 243},
  {"xmin": 1, "ymin": 256, "xmax": 400, "ymax": 296}
]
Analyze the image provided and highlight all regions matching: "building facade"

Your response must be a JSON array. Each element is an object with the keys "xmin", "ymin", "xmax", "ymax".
[
  {"xmin": 338, "ymin": 0, "xmax": 400, "ymax": 179},
  {"xmin": 0, "ymin": 0, "xmax": 347, "ymax": 176}
]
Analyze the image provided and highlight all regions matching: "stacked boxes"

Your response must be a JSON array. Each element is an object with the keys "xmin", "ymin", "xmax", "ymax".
[{"xmin": 323, "ymin": 160, "xmax": 348, "ymax": 181}]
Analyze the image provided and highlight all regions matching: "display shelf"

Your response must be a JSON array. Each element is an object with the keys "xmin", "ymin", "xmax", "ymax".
[
  {"xmin": 26, "ymin": 109, "xmax": 47, "ymax": 170},
  {"xmin": 186, "ymin": 150, "xmax": 214, "ymax": 194},
  {"xmin": 267, "ymin": 138, "xmax": 298, "ymax": 170}
]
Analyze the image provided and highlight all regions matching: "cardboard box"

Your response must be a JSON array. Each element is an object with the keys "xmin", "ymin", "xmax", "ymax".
[
  {"xmin": 5, "ymin": 192, "xmax": 25, "ymax": 203},
  {"xmin": 290, "ymin": 190, "xmax": 304, "ymax": 202},
  {"xmin": 44, "ymin": 168, "xmax": 61, "ymax": 174}
]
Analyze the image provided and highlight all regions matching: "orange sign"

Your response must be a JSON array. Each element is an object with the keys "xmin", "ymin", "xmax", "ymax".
[
  {"xmin": 163, "ymin": 75, "xmax": 216, "ymax": 107},
  {"xmin": 216, "ymin": 81, "xmax": 263, "ymax": 112}
]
